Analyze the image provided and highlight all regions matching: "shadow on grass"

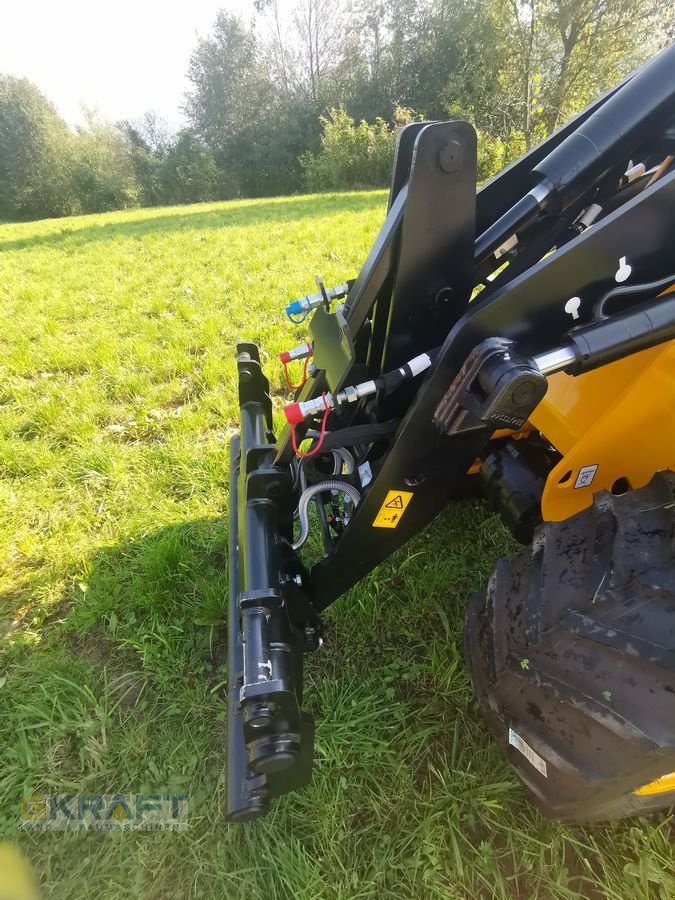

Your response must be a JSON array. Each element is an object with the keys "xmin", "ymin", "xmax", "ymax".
[
  {"xmin": 69, "ymin": 517, "xmax": 230, "ymax": 664},
  {"xmin": 2, "ymin": 517, "xmax": 230, "ymax": 682},
  {"xmin": 3, "ymin": 499, "xmax": 504, "ymax": 681},
  {"xmin": 0, "ymin": 191, "xmax": 386, "ymax": 254}
]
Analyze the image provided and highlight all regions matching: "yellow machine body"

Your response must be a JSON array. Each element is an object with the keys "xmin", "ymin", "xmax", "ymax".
[
  {"xmin": 634, "ymin": 770, "xmax": 675, "ymax": 796},
  {"xmin": 529, "ymin": 340, "xmax": 675, "ymax": 522}
]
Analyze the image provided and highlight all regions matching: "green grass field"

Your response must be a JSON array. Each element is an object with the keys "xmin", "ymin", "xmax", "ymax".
[{"xmin": 0, "ymin": 193, "xmax": 673, "ymax": 899}]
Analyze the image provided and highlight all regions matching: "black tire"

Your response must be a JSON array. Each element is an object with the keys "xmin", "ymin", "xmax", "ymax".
[{"xmin": 466, "ymin": 470, "xmax": 675, "ymax": 822}]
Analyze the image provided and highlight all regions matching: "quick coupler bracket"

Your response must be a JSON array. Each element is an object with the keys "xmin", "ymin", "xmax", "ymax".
[{"xmin": 227, "ymin": 343, "xmax": 316, "ymax": 822}]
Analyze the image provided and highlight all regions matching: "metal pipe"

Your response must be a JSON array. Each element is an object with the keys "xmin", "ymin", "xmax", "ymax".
[
  {"xmin": 474, "ymin": 182, "xmax": 550, "ymax": 264},
  {"xmin": 534, "ymin": 293, "xmax": 675, "ymax": 377},
  {"xmin": 534, "ymin": 345, "xmax": 576, "ymax": 375}
]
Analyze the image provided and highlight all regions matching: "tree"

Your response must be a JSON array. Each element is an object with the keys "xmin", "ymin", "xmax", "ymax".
[
  {"xmin": 119, "ymin": 120, "xmax": 163, "ymax": 207},
  {"xmin": 3, "ymin": 0, "xmax": 674, "ymax": 219},
  {"xmin": 255, "ymin": 0, "xmax": 294, "ymax": 98},
  {"xmin": 185, "ymin": 10, "xmax": 321, "ymax": 196},
  {"xmin": 158, "ymin": 132, "xmax": 220, "ymax": 205},
  {"xmin": 0, "ymin": 76, "xmax": 75, "ymax": 220},
  {"xmin": 538, "ymin": 0, "xmax": 672, "ymax": 134},
  {"xmin": 185, "ymin": 13, "xmax": 267, "ymax": 156},
  {"xmin": 292, "ymin": 0, "xmax": 345, "ymax": 102},
  {"xmin": 136, "ymin": 111, "xmax": 174, "ymax": 158},
  {"xmin": 301, "ymin": 105, "xmax": 415, "ymax": 190},
  {"xmin": 494, "ymin": 0, "xmax": 675, "ymax": 147}
]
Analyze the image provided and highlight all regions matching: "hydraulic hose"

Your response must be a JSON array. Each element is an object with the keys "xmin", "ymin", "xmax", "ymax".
[
  {"xmin": 331, "ymin": 447, "xmax": 356, "ymax": 475},
  {"xmin": 292, "ymin": 480, "xmax": 362, "ymax": 550}
]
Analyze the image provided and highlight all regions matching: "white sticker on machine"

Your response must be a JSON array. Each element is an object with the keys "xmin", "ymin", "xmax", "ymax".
[
  {"xmin": 508, "ymin": 727, "xmax": 548, "ymax": 777},
  {"xmin": 574, "ymin": 464, "xmax": 598, "ymax": 489}
]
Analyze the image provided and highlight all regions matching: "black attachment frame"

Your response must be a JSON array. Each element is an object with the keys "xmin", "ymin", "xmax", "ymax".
[{"xmin": 227, "ymin": 344, "xmax": 317, "ymax": 821}]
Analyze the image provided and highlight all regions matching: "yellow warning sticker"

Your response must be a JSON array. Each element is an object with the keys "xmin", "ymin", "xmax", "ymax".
[{"xmin": 372, "ymin": 489, "xmax": 414, "ymax": 528}]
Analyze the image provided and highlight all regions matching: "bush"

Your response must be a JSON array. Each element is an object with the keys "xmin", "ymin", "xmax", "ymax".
[
  {"xmin": 303, "ymin": 106, "xmax": 523, "ymax": 191},
  {"xmin": 71, "ymin": 114, "xmax": 139, "ymax": 214},
  {"xmin": 476, "ymin": 128, "xmax": 526, "ymax": 182},
  {"xmin": 301, "ymin": 106, "xmax": 413, "ymax": 191}
]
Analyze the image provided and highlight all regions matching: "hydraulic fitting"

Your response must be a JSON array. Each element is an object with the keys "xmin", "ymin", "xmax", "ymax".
[
  {"xmin": 279, "ymin": 342, "xmax": 312, "ymax": 364},
  {"xmin": 283, "ymin": 379, "xmax": 378, "ymax": 425},
  {"xmin": 285, "ymin": 282, "xmax": 351, "ymax": 319}
]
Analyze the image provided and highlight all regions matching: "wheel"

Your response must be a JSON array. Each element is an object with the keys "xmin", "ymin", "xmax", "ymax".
[{"xmin": 466, "ymin": 470, "xmax": 675, "ymax": 822}]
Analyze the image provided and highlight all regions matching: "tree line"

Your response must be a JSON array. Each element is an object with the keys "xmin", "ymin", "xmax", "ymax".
[{"xmin": 1, "ymin": 0, "xmax": 673, "ymax": 221}]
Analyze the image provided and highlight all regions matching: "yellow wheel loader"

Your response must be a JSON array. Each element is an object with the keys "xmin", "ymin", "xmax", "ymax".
[{"xmin": 227, "ymin": 43, "xmax": 675, "ymax": 823}]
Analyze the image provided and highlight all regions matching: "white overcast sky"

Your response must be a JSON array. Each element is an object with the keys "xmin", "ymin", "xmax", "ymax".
[{"xmin": 1, "ymin": 0, "xmax": 252, "ymax": 128}]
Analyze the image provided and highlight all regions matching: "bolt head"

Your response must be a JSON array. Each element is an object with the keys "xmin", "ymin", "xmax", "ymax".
[
  {"xmin": 512, "ymin": 381, "xmax": 537, "ymax": 406},
  {"xmin": 434, "ymin": 286, "xmax": 455, "ymax": 309},
  {"xmin": 438, "ymin": 139, "xmax": 464, "ymax": 173}
]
